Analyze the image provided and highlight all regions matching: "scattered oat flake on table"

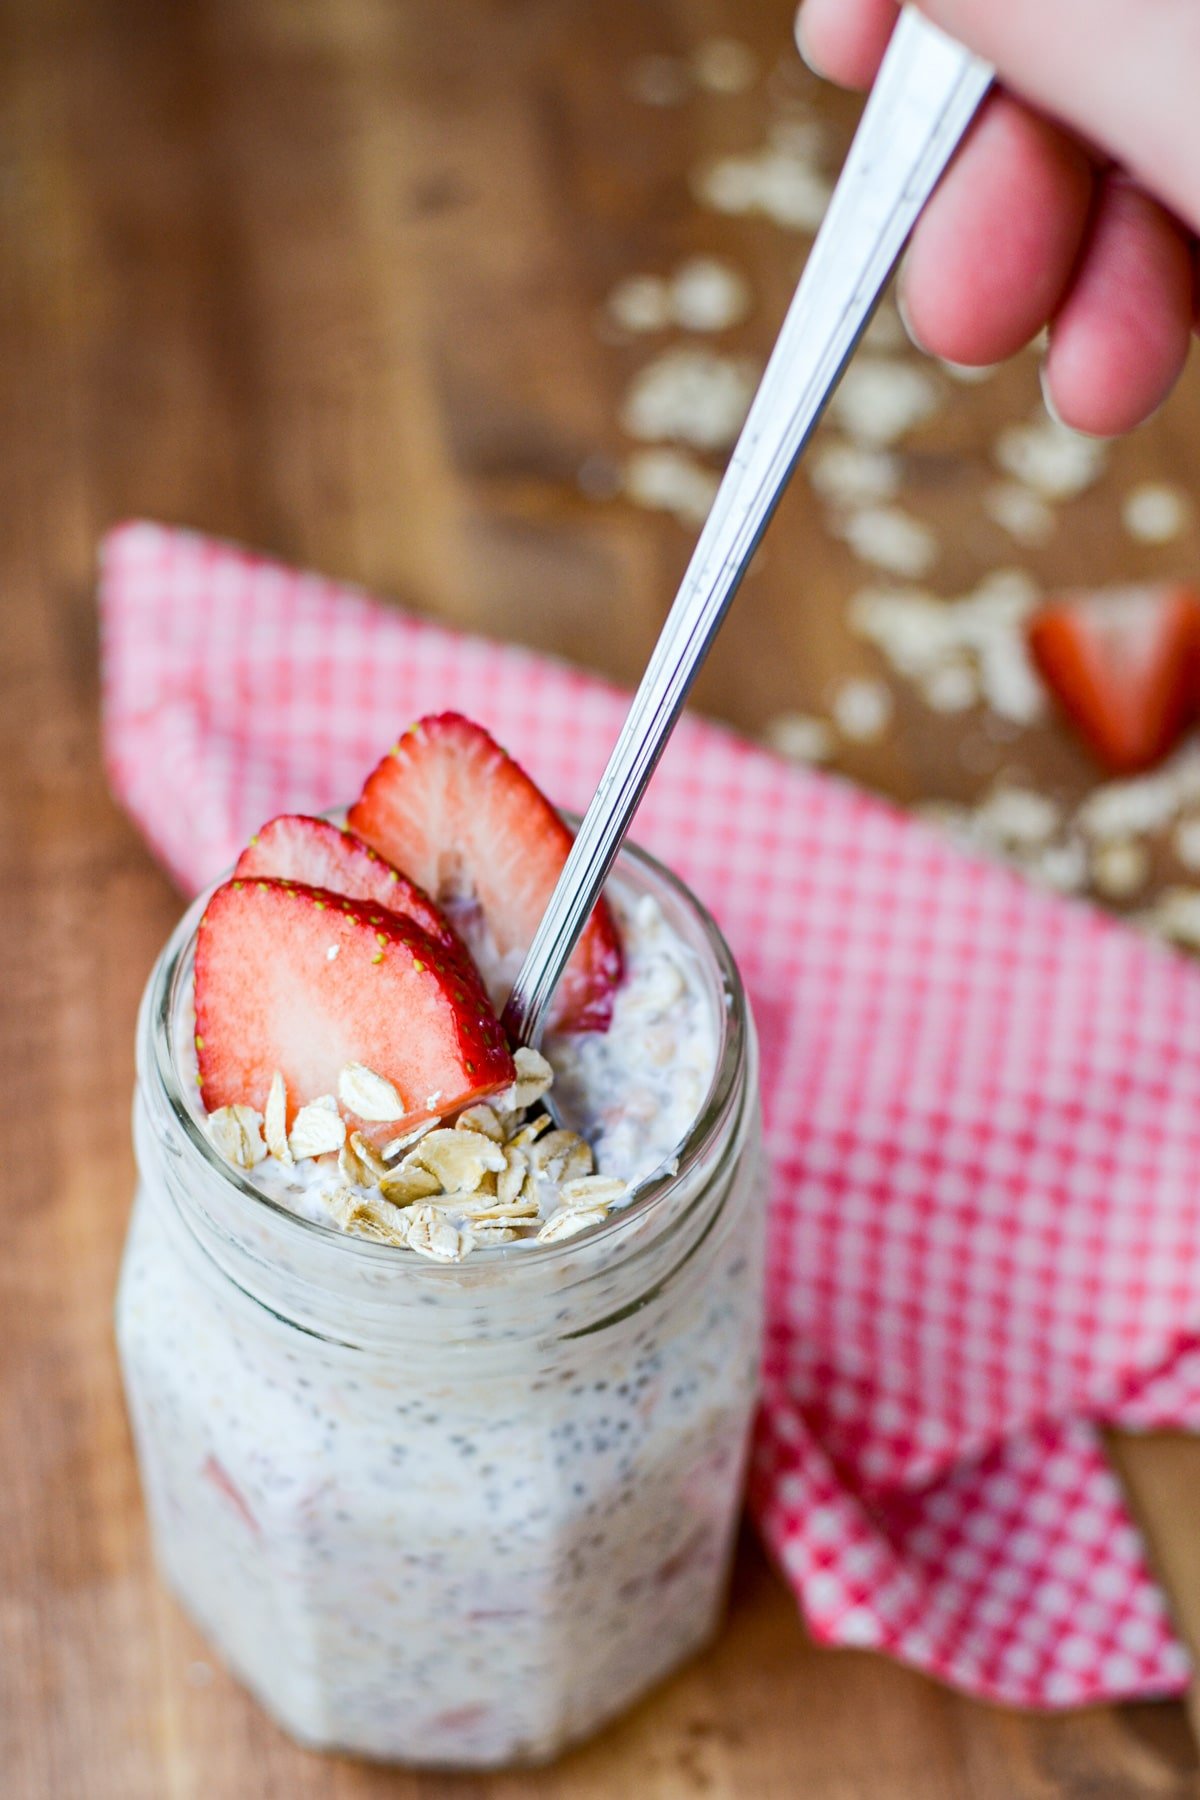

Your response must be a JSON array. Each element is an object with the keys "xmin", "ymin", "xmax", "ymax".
[
  {"xmin": 764, "ymin": 711, "xmax": 835, "ymax": 765},
  {"xmin": 606, "ymin": 273, "xmax": 671, "ymax": 335},
  {"xmin": 1143, "ymin": 886, "xmax": 1200, "ymax": 949},
  {"xmin": 620, "ymin": 349, "xmax": 757, "ymax": 452},
  {"xmin": 833, "ymin": 505, "xmax": 938, "ymax": 578},
  {"xmin": 1090, "ymin": 838, "xmax": 1151, "ymax": 900},
  {"xmin": 828, "ymin": 358, "xmax": 941, "ymax": 446},
  {"xmin": 976, "ymin": 633, "xmax": 1048, "ymax": 726},
  {"xmin": 669, "ymin": 257, "xmax": 751, "ymax": 332},
  {"xmin": 984, "ymin": 481, "xmax": 1056, "ymax": 548},
  {"xmin": 920, "ymin": 660, "xmax": 978, "ymax": 713},
  {"xmin": 1076, "ymin": 743, "xmax": 1200, "ymax": 842},
  {"xmin": 1027, "ymin": 839, "xmax": 1089, "ymax": 895},
  {"xmin": 971, "ymin": 786, "xmax": 1062, "ymax": 851},
  {"xmin": 848, "ymin": 571, "xmax": 1046, "ymax": 726},
  {"xmin": 808, "ymin": 440, "xmax": 901, "ymax": 508},
  {"xmin": 1175, "ymin": 816, "xmax": 1200, "ymax": 871},
  {"xmin": 692, "ymin": 132, "xmax": 831, "ymax": 232},
  {"xmin": 690, "ymin": 36, "xmax": 758, "ymax": 94},
  {"xmin": 623, "ymin": 449, "xmax": 718, "ymax": 526},
  {"xmin": 1122, "ymin": 483, "xmax": 1192, "ymax": 544},
  {"xmin": 832, "ymin": 677, "xmax": 894, "ymax": 742},
  {"xmin": 993, "ymin": 412, "xmax": 1108, "ymax": 500},
  {"xmin": 618, "ymin": 446, "xmax": 723, "ymax": 525}
]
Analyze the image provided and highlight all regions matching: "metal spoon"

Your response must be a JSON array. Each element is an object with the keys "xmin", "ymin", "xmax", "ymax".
[{"xmin": 503, "ymin": 10, "xmax": 993, "ymax": 1048}]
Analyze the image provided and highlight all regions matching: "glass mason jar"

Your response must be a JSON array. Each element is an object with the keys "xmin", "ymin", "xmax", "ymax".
[{"xmin": 117, "ymin": 838, "xmax": 765, "ymax": 1769}]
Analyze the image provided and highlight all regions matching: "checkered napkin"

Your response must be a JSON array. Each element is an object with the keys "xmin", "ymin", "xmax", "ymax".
[{"xmin": 100, "ymin": 520, "xmax": 1200, "ymax": 1709}]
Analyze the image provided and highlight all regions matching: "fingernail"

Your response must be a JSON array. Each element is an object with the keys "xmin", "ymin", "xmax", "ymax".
[
  {"xmin": 794, "ymin": 7, "xmax": 826, "ymax": 76},
  {"xmin": 1038, "ymin": 360, "xmax": 1119, "ymax": 439},
  {"xmin": 1038, "ymin": 361, "xmax": 1064, "ymax": 426},
  {"xmin": 894, "ymin": 277, "xmax": 929, "ymax": 354}
]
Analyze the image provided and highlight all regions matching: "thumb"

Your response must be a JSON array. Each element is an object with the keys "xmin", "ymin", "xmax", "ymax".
[{"xmin": 917, "ymin": 0, "xmax": 1200, "ymax": 235}]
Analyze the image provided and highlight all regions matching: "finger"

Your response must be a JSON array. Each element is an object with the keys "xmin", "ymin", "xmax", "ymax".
[
  {"xmin": 917, "ymin": 0, "xmax": 1200, "ymax": 238},
  {"xmin": 899, "ymin": 96, "xmax": 1094, "ymax": 366},
  {"xmin": 795, "ymin": 0, "xmax": 897, "ymax": 89},
  {"xmin": 1043, "ymin": 177, "xmax": 1194, "ymax": 437}
]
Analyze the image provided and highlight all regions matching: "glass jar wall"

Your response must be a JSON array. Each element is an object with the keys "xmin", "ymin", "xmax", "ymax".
[{"xmin": 117, "ymin": 842, "xmax": 765, "ymax": 1768}]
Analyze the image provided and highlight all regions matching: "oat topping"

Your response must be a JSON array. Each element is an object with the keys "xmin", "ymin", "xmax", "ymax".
[
  {"xmin": 349, "ymin": 1131, "xmax": 389, "ymax": 1181},
  {"xmin": 337, "ymin": 1061, "xmax": 405, "ymax": 1122},
  {"xmin": 455, "ymin": 1102, "xmax": 504, "ymax": 1141},
  {"xmin": 559, "ymin": 1175, "xmax": 628, "ymax": 1209},
  {"xmin": 405, "ymin": 1205, "xmax": 471, "ymax": 1263},
  {"xmin": 378, "ymin": 1162, "xmax": 442, "ymax": 1205},
  {"xmin": 538, "ymin": 1207, "xmax": 610, "ymax": 1243},
  {"xmin": 208, "ymin": 1105, "xmax": 267, "ymax": 1169},
  {"xmin": 500, "ymin": 1046, "xmax": 555, "ymax": 1111},
  {"xmin": 410, "ymin": 1127, "xmax": 508, "ymax": 1194},
  {"xmin": 381, "ymin": 1117, "xmax": 439, "ymax": 1161},
  {"xmin": 200, "ymin": 1035, "xmax": 634, "ymax": 1260},
  {"xmin": 263, "ymin": 1070, "xmax": 292, "ymax": 1165},
  {"xmin": 289, "ymin": 1097, "xmax": 347, "ymax": 1160},
  {"xmin": 323, "ymin": 1185, "xmax": 412, "ymax": 1247}
]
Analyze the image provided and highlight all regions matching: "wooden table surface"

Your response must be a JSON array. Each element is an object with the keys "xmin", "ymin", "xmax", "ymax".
[{"xmin": 7, "ymin": 0, "xmax": 1200, "ymax": 1794}]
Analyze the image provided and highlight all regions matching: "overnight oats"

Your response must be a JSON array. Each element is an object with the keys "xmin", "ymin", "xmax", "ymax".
[{"xmin": 116, "ymin": 714, "xmax": 765, "ymax": 1767}]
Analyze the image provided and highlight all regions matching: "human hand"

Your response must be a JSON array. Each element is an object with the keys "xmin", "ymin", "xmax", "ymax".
[{"xmin": 795, "ymin": 0, "xmax": 1200, "ymax": 436}]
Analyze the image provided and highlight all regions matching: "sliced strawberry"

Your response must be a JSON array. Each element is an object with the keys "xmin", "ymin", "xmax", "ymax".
[
  {"xmin": 1028, "ymin": 584, "xmax": 1200, "ymax": 775},
  {"xmin": 234, "ymin": 814, "xmax": 465, "ymax": 959},
  {"xmin": 347, "ymin": 714, "xmax": 623, "ymax": 1032},
  {"xmin": 194, "ymin": 878, "xmax": 514, "ymax": 1131}
]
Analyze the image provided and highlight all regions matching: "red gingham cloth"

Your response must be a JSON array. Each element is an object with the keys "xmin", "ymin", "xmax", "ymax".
[{"xmin": 100, "ymin": 520, "xmax": 1200, "ymax": 1709}]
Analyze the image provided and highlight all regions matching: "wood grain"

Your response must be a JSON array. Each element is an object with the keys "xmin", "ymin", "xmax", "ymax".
[{"xmin": 3, "ymin": 0, "xmax": 1200, "ymax": 1793}]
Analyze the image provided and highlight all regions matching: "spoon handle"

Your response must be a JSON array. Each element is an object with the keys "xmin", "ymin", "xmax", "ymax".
[{"xmin": 504, "ymin": 11, "xmax": 993, "ymax": 1046}]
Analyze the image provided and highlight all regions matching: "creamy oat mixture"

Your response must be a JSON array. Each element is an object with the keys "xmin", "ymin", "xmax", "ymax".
[{"xmin": 177, "ymin": 884, "xmax": 719, "ymax": 1260}]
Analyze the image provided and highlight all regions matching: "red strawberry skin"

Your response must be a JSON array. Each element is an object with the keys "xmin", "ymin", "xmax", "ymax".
[
  {"xmin": 194, "ymin": 879, "xmax": 515, "ymax": 1130},
  {"xmin": 348, "ymin": 714, "xmax": 623, "ymax": 1032},
  {"xmin": 1029, "ymin": 585, "xmax": 1200, "ymax": 775},
  {"xmin": 234, "ymin": 815, "xmax": 463, "ymax": 957}
]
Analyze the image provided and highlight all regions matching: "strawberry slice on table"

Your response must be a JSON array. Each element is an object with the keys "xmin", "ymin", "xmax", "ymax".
[
  {"xmin": 347, "ymin": 713, "xmax": 623, "ymax": 1032},
  {"xmin": 234, "ymin": 814, "xmax": 464, "ymax": 959},
  {"xmin": 1027, "ymin": 584, "xmax": 1200, "ymax": 775},
  {"xmin": 194, "ymin": 878, "xmax": 515, "ymax": 1131}
]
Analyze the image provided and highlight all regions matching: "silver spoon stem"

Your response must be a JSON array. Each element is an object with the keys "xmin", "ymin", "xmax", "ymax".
[{"xmin": 503, "ymin": 10, "xmax": 992, "ymax": 1048}]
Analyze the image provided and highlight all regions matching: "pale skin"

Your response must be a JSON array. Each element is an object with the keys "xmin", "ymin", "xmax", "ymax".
[{"xmin": 795, "ymin": 0, "xmax": 1200, "ymax": 436}]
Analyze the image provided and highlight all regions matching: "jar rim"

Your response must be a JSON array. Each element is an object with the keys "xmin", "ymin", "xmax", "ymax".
[{"xmin": 146, "ymin": 824, "xmax": 751, "ymax": 1281}]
